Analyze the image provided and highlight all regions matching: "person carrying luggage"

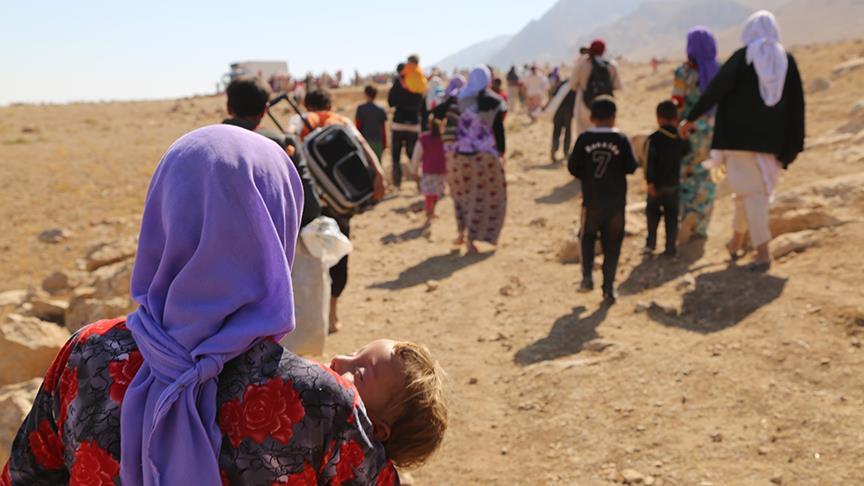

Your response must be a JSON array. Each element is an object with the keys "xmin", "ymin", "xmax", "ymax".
[{"xmin": 569, "ymin": 39, "xmax": 622, "ymax": 135}]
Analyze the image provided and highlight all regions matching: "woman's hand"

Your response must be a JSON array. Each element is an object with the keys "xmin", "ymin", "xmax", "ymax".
[{"xmin": 678, "ymin": 120, "xmax": 696, "ymax": 138}]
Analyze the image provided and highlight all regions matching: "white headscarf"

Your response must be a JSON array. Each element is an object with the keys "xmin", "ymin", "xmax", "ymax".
[{"xmin": 742, "ymin": 10, "xmax": 788, "ymax": 107}]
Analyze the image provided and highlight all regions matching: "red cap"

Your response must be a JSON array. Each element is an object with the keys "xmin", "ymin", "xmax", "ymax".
[{"xmin": 589, "ymin": 39, "xmax": 606, "ymax": 56}]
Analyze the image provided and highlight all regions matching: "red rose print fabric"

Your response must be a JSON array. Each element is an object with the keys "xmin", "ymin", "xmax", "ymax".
[{"xmin": 2, "ymin": 319, "xmax": 399, "ymax": 485}]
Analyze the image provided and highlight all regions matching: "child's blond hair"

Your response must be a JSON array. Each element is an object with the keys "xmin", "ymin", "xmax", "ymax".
[{"xmin": 384, "ymin": 342, "xmax": 447, "ymax": 468}]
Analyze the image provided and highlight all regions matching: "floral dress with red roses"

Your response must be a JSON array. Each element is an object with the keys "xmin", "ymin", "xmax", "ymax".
[{"xmin": 1, "ymin": 318, "xmax": 399, "ymax": 486}]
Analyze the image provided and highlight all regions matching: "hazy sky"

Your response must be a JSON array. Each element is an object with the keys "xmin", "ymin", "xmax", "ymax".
[{"xmin": 0, "ymin": 0, "xmax": 559, "ymax": 104}]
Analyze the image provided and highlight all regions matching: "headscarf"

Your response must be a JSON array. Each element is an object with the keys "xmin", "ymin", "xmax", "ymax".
[
  {"xmin": 445, "ymin": 75, "xmax": 466, "ymax": 98},
  {"xmin": 120, "ymin": 125, "xmax": 304, "ymax": 485},
  {"xmin": 458, "ymin": 65, "xmax": 491, "ymax": 101},
  {"xmin": 589, "ymin": 39, "xmax": 606, "ymax": 57},
  {"xmin": 686, "ymin": 26, "xmax": 720, "ymax": 92},
  {"xmin": 741, "ymin": 10, "xmax": 788, "ymax": 107},
  {"xmin": 426, "ymin": 76, "xmax": 444, "ymax": 110}
]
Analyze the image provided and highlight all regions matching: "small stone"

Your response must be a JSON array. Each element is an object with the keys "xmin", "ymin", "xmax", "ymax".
[
  {"xmin": 650, "ymin": 301, "xmax": 679, "ymax": 317},
  {"xmin": 29, "ymin": 298, "xmax": 69, "ymax": 325},
  {"xmin": 709, "ymin": 432, "xmax": 723, "ymax": 442},
  {"xmin": 583, "ymin": 339, "xmax": 614, "ymax": 353},
  {"xmin": 84, "ymin": 238, "xmax": 136, "ymax": 271},
  {"xmin": 424, "ymin": 280, "xmax": 439, "ymax": 292},
  {"xmin": 468, "ymin": 377, "xmax": 478, "ymax": 385},
  {"xmin": 770, "ymin": 473, "xmax": 783, "ymax": 484},
  {"xmin": 621, "ymin": 468, "xmax": 645, "ymax": 484},
  {"xmin": 529, "ymin": 217, "xmax": 548, "ymax": 227},
  {"xmin": 500, "ymin": 447, "xmax": 508, "ymax": 455},
  {"xmin": 758, "ymin": 446, "xmax": 770, "ymax": 455},
  {"xmin": 820, "ymin": 358, "xmax": 830, "ymax": 366},
  {"xmin": 806, "ymin": 77, "xmax": 831, "ymax": 93},
  {"xmin": 635, "ymin": 301, "xmax": 650, "ymax": 313},
  {"xmin": 38, "ymin": 228, "xmax": 72, "ymax": 244},
  {"xmin": 42, "ymin": 271, "xmax": 70, "ymax": 294}
]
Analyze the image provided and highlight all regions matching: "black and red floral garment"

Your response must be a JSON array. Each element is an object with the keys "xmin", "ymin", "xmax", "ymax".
[{"xmin": 1, "ymin": 318, "xmax": 399, "ymax": 486}]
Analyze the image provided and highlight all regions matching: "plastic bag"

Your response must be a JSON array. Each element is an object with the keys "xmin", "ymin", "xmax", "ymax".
[{"xmin": 300, "ymin": 216, "xmax": 353, "ymax": 269}]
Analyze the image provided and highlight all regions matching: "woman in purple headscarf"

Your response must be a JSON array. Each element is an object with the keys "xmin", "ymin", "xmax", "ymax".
[
  {"xmin": 672, "ymin": 26, "xmax": 721, "ymax": 244},
  {"xmin": 2, "ymin": 125, "xmax": 398, "ymax": 485}
]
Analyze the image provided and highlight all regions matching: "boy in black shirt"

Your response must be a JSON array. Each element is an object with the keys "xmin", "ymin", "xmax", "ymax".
[
  {"xmin": 568, "ymin": 96, "xmax": 638, "ymax": 304},
  {"xmin": 644, "ymin": 100, "xmax": 690, "ymax": 257}
]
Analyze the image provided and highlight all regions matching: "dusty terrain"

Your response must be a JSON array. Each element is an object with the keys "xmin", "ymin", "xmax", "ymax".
[{"xmin": 2, "ymin": 39, "xmax": 864, "ymax": 484}]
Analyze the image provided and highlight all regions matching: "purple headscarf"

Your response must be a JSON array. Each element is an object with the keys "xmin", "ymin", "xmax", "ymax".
[
  {"xmin": 687, "ymin": 26, "xmax": 721, "ymax": 92},
  {"xmin": 120, "ymin": 125, "xmax": 304, "ymax": 485},
  {"xmin": 445, "ymin": 75, "xmax": 466, "ymax": 98},
  {"xmin": 458, "ymin": 65, "xmax": 491, "ymax": 101}
]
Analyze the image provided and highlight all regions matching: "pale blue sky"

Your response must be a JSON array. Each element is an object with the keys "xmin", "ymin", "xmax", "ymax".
[{"xmin": 0, "ymin": 0, "xmax": 559, "ymax": 104}]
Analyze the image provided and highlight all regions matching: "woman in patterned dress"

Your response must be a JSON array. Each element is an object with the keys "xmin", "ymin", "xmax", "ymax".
[
  {"xmin": 445, "ymin": 66, "xmax": 508, "ymax": 254},
  {"xmin": 672, "ymin": 27, "xmax": 721, "ymax": 244}
]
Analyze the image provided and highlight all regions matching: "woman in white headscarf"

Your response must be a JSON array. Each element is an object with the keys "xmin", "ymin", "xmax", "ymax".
[{"xmin": 679, "ymin": 10, "xmax": 805, "ymax": 272}]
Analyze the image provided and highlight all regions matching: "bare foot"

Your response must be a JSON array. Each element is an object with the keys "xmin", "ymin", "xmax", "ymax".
[
  {"xmin": 466, "ymin": 242, "xmax": 479, "ymax": 254},
  {"xmin": 328, "ymin": 297, "xmax": 340, "ymax": 334}
]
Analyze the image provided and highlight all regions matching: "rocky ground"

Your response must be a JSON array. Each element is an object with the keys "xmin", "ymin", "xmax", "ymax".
[{"xmin": 1, "ymin": 39, "xmax": 863, "ymax": 484}]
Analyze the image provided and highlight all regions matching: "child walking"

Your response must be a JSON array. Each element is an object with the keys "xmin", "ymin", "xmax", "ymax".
[
  {"xmin": 568, "ymin": 96, "xmax": 638, "ymax": 303},
  {"xmin": 411, "ymin": 118, "xmax": 447, "ymax": 230},
  {"xmin": 355, "ymin": 85, "xmax": 388, "ymax": 161},
  {"xmin": 644, "ymin": 100, "xmax": 691, "ymax": 257}
]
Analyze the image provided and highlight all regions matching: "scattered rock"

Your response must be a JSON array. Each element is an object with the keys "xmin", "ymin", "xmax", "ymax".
[
  {"xmin": 467, "ymin": 377, "xmax": 478, "ymax": 385},
  {"xmin": 29, "ymin": 298, "xmax": 69, "ymax": 324},
  {"xmin": 42, "ymin": 271, "xmax": 70, "ymax": 294},
  {"xmin": 832, "ymin": 57, "xmax": 864, "ymax": 77},
  {"xmin": 558, "ymin": 237, "xmax": 581, "ymax": 264},
  {"xmin": 529, "ymin": 217, "xmax": 548, "ymax": 227},
  {"xmin": 509, "ymin": 150, "xmax": 524, "ymax": 159},
  {"xmin": 0, "ymin": 314, "xmax": 70, "ymax": 385},
  {"xmin": 424, "ymin": 280, "xmax": 439, "ymax": 293},
  {"xmin": 770, "ymin": 473, "xmax": 783, "ymax": 484},
  {"xmin": 65, "ymin": 296, "xmax": 131, "ymax": 333},
  {"xmin": 92, "ymin": 260, "xmax": 133, "ymax": 299},
  {"xmin": 806, "ymin": 77, "xmax": 831, "ymax": 93},
  {"xmin": 710, "ymin": 431, "xmax": 724, "ymax": 443},
  {"xmin": 622, "ymin": 468, "xmax": 645, "ymax": 484},
  {"xmin": 20, "ymin": 125, "xmax": 39, "ymax": 134},
  {"xmin": 583, "ymin": 339, "xmax": 614, "ymax": 353},
  {"xmin": 380, "ymin": 233, "xmax": 399, "ymax": 245},
  {"xmin": 650, "ymin": 301, "xmax": 679, "ymax": 317},
  {"xmin": 38, "ymin": 228, "xmax": 72, "ymax": 244},
  {"xmin": 851, "ymin": 100, "xmax": 864, "ymax": 116},
  {"xmin": 0, "ymin": 289, "xmax": 29, "ymax": 308},
  {"xmin": 635, "ymin": 301, "xmax": 650, "ymax": 313},
  {"xmin": 498, "ymin": 276, "xmax": 526, "ymax": 297},
  {"xmin": 771, "ymin": 230, "xmax": 817, "ymax": 259},
  {"xmin": 769, "ymin": 208, "xmax": 842, "ymax": 237},
  {"xmin": 0, "ymin": 378, "xmax": 42, "ymax": 466},
  {"xmin": 84, "ymin": 238, "xmax": 136, "ymax": 271}
]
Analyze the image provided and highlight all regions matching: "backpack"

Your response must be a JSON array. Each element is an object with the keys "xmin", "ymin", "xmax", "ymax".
[{"xmin": 582, "ymin": 58, "xmax": 614, "ymax": 107}]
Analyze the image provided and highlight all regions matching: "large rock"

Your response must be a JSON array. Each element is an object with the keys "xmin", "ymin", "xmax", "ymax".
[
  {"xmin": 0, "ymin": 315, "xmax": 69, "ymax": 385},
  {"xmin": 0, "ymin": 290, "xmax": 29, "ymax": 309},
  {"xmin": 772, "ymin": 230, "xmax": 818, "ymax": 259},
  {"xmin": 29, "ymin": 298, "xmax": 69, "ymax": 325},
  {"xmin": 84, "ymin": 238, "xmax": 136, "ymax": 271},
  {"xmin": 0, "ymin": 378, "xmax": 41, "ymax": 467},
  {"xmin": 769, "ymin": 208, "xmax": 842, "ymax": 237},
  {"xmin": 92, "ymin": 260, "xmax": 133, "ymax": 299},
  {"xmin": 832, "ymin": 58, "xmax": 864, "ymax": 77},
  {"xmin": 65, "ymin": 297, "xmax": 131, "ymax": 333}
]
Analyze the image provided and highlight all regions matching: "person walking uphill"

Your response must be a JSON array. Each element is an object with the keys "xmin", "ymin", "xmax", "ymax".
[
  {"xmin": 679, "ymin": 10, "xmax": 805, "ymax": 272},
  {"xmin": 388, "ymin": 63, "xmax": 424, "ymax": 189},
  {"xmin": 673, "ymin": 26, "xmax": 722, "ymax": 244},
  {"xmin": 446, "ymin": 66, "xmax": 508, "ymax": 254},
  {"xmin": 570, "ymin": 39, "xmax": 622, "ymax": 135}
]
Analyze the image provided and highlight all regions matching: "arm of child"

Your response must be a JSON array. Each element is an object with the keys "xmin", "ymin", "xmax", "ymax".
[
  {"xmin": 644, "ymin": 137, "xmax": 657, "ymax": 195},
  {"xmin": 567, "ymin": 137, "xmax": 585, "ymax": 179},
  {"xmin": 3, "ymin": 335, "xmax": 81, "ymax": 484},
  {"xmin": 622, "ymin": 136, "xmax": 639, "ymax": 175}
]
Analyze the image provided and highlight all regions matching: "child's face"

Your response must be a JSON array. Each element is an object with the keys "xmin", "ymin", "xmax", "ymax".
[{"xmin": 330, "ymin": 339, "xmax": 404, "ymax": 426}]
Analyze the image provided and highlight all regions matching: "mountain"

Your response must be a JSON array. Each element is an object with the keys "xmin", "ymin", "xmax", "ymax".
[
  {"xmin": 576, "ymin": 0, "xmax": 754, "ymax": 61},
  {"xmin": 488, "ymin": 0, "xmax": 643, "ymax": 68},
  {"xmin": 434, "ymin": 35, "xmax": 514, "ymax": 71}
]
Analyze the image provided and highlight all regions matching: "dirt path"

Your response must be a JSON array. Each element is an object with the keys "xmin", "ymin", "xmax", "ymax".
[{"xmin": 1, "ymin": 40, "xmax": 863, "ymax": 485}]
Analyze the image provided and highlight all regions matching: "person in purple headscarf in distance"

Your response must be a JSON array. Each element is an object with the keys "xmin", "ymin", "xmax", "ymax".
[
  {"xmin": 0, "ymin": 125, "xmax": 449, "ymax": 485},
  {"xmin": 672, "ymin": 26, "xmax": 721, "ymax": 244}
]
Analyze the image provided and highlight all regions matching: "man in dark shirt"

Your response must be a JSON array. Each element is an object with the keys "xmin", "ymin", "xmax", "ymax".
[
  {"xmin": 644, "ymin": 100, "xmax": 690, "ymax": 257},
  {"xmin": 388, "ymin": 63, "xmax": 423, "ymax": 189},
  {"xmin": 355, "ymin": 85, "xmax": 388, "ymax": 161},
  {"xmin": 568, "ymin": 96, "xmax": 638, "ymax": 303},
  {"xmin": 221, "ymin": 76, "xmax": 321, "ymax": 227}
]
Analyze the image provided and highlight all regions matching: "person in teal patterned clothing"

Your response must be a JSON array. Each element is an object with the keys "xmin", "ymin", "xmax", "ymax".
[{"xmin": 672, "ymin": 26, "xmax": 721, "ymax": 243}]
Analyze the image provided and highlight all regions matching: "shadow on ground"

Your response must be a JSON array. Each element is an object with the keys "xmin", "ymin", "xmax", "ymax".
[
  {"xmin": 369, "ymin": 251, "xmax": 492, "ymax": 290},
  {"xmin": 514, "ymin": 304, "xmax": 610, "ymax": 365},
  {"xmin": 617, "ymin": 238, "xmax": 707, "ymax": 296},
  {"xmin": 535, "ymin": 179, "xmax": 581, "ymax": 204},
  {"xmin": 648, "ymin": 266, "xmax": 788, "ymax": 333}
]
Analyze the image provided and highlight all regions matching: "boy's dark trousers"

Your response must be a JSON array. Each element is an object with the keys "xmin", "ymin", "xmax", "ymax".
[
  {"xmin": 645, "ymin": 186, "xmax": 679, "ymax": 253},
  {"xmin": 581, "ymin": 206, "xmax": 625, "ymax": 294},
  {"xmin": 551, "ymin": 111, "xmax": 572, "ymax": 157},
  {"xmin": 391, "ymin": 130, "xmax": 417, "ymax": 188}
]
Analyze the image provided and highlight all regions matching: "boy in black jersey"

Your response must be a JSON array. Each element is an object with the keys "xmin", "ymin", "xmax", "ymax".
[
  {"xmin": 568, "ymin": 96, "xmax": 638, "ymax": 304},
  {"xmin": 644, "ymin": 100, "xmax": 690, "ymax": 257}
]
